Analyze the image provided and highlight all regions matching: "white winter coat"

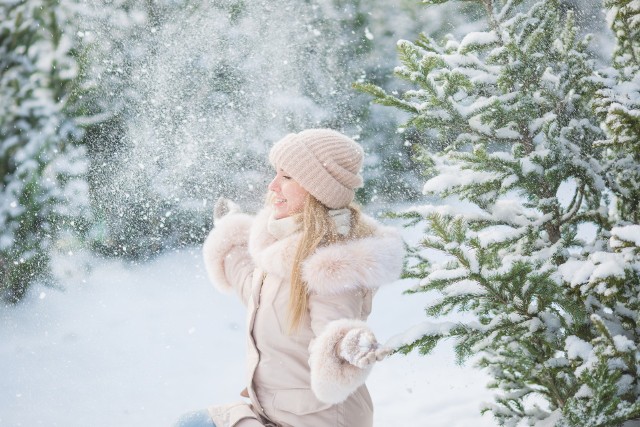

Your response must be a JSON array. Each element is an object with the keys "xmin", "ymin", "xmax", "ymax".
[{"xmin": 202, "ymin": 207, "xmax": 404, "ymax": 427}]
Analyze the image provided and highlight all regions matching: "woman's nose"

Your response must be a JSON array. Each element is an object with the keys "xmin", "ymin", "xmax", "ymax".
[{"xmin": 268, "ymin": 176, "xmax": 278, "ymax": 192}]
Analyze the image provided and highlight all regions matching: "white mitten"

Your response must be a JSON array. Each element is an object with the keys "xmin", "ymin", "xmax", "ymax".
[
  {"xmin": 339, "ymin": 328, "xmax": 392, "ymax": 369},
  {"xmin": 213, "ymin": 197, "xmax": 242, "ymax": 223}
]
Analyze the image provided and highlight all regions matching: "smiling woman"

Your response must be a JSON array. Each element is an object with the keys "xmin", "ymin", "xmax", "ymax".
[
  {"xmin": 175, "ymin": 129, "xmax": 405, "ymax": 427},
  {"xmin": 267, "ymin": 170, "xmax": 308, "ymax": 220}
]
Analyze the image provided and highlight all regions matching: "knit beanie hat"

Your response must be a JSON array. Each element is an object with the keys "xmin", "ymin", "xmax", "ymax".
[{"xmin": 269, "ymin": 129, "xmax": 364, "ymax": 209}]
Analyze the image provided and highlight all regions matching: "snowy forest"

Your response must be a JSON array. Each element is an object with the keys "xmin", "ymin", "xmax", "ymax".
[{"xmin": 1, "ymin": 0, "xmax": 639, "ymax": 426}]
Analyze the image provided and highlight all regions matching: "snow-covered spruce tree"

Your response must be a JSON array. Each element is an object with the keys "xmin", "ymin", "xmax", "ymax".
[
  {"xmin": 559, "ymin": 1, "xmax": 640, "ymax": 425},
  {"xmin": 356, "ymin": 0, "xmax": 639, "ymax": 425},
  {"xmin": 593, "ymin": 0, "xmax": 640, "ymax": 223},
  {"xmin": 0, "ymin": 0, "xmax": 89, "ymax": 302}
]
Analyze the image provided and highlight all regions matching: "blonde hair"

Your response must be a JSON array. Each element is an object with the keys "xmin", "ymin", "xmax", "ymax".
[{"xmin": 287, "ymin": 195, "xmax": 374, "ymax": 332}]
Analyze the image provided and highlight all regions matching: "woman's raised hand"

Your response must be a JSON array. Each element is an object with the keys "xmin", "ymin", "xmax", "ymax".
[{"xmin": 213, "ymin": 197, "xmax": 241, "ymax": 223}]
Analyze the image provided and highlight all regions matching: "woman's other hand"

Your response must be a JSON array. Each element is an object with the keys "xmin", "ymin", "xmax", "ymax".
[{"xmin": 338, "ymin": 328, "xmax": 392, "ymax": 368}]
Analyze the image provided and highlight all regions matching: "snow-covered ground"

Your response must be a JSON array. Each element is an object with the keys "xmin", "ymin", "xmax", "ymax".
[{"xmin": 0, "ymin": 244, "xmax": 496, "ymax": 427}]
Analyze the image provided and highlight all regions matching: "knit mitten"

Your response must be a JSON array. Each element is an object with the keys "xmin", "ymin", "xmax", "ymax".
[
  {"xmin": 213, "ymin": 197, "xmax": 242, "ymax": 223},
  {"xmin": 338, "ymin": 328, "xmax": 392, "ymax": 369}
]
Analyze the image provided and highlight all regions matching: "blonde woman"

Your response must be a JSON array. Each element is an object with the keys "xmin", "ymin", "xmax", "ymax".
[{"xmin": 176, "ymin": 129, "xmax": 404, "ymax": 427}]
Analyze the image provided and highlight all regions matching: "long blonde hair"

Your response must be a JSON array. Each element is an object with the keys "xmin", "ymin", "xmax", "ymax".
[{"xmin": 287, "ymin": 195, "xmax": 374, "ymax": 332}]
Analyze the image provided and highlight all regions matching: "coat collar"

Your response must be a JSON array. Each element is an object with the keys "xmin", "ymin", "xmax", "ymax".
[
  {"xmin": 248, "ymin": 208, "xmax": 404, "ymax": 296},
  {"xmin": 248, "ymin": 208, "xmax": 300, "ymax": 280}
]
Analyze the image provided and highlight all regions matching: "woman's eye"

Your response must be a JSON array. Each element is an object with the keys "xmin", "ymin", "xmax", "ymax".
[{"xmin": 283, "ymin": 175, "xmax": 291, "ymax": 180}]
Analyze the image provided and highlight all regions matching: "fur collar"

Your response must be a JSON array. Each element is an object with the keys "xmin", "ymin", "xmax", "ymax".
[{"xmin": 248, "ymin": 208, "xmax": 404, "ymax": 296}]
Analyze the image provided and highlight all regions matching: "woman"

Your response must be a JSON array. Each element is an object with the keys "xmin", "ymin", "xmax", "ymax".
[{"xmin": 179, "ymin": 129, "xmax": 404, "ymax": 427}]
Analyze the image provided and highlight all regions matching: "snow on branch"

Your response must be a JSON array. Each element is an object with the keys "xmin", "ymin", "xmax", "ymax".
[
  {"xmin": 384, "ymin": 320, "xmax": 459, "ymax": 350},
  {"xmin": 611, "ymin": 224, "xmax": 640, "ymax": 247},
  {"xmin": 558, "ymin": 252, "xmax": 628, "ymax": 290},
  {"xmin": 458, "ymin": 31, "xmax": 499, "ymax": 53}
]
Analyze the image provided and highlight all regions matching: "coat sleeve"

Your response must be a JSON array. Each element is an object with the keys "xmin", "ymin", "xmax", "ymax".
[
  {"xmin": 307, "ymin": 289, "xmax": 376, "ymax": 404},
  {"xmin": 303, "ymin": 218, "xmax": 404, "ymax": 404},
  {"xmin": 202, "ymin": 213, "xmax": 255, "ymax": 306}
]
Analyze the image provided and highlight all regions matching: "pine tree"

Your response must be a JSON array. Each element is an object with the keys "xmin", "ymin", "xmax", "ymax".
[
  {"xmin": 559, "ymin": 1, "xmax": 640, "ymax": 424},
  {"xmin": 593, "ymin": 0, "xmax": 640, "ymax": 223},
  {"xmin": 356, "ymin": 0, "xmax": 640, "ymax": 425},
  {"xmin": 0, "ymin": 0, "xmax": 89, "ymax": 302}
]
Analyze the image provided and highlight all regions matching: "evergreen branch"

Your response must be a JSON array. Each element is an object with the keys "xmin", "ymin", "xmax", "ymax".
[
  {"xmin": 562, "ymin": 358, "xmax": 640, "ymax": 426},
  {"xmin": 420, "ymin": 0, "xmax": 453, "ymax": 6},
  {"xmin": 426, "ymin": 292, "xmax": 480, "ymax": 316},
  {"xmin": 390, "ymin": 320, "xmax": 463, "ymax": 355},
  {"xmin": 559, "ymin": 181, "xmax": 585, "ymax": 226},
  {"xmin": 606, "ymin": 0, "xmax": 640, "ymax": 68},
  {"xmin": 496, "ymin": 0, "xmax": 523, "ymax": 23},
  {"xmin": 480, "ymin": 0, "xmax": 500, "ymax": 32},
  {"xmin": 352, "ymin": 82, "xmax": 419, "ymax": 114},
  {"xmin": 592, "ymin": 314, "xmax": 638, "ymax": 381},
  {"xmin": 449, "ymin": 324, "xmax": 490, "ymax": 363},
  {"xmin": 384, "ymin": 210, "xmax": 424, "ymax": 226},
  {"xmin": 395, "ymin": 333, "xmax": 442, "ymax": 356}
]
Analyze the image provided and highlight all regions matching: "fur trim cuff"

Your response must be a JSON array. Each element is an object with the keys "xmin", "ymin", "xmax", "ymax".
[
  {"xmin": 309, "ymin": 319, "xmax": 373, "ymax": 404},
  {"xmin": 202, "ymin": 213, "xmax": 253, "ymax": 293}
]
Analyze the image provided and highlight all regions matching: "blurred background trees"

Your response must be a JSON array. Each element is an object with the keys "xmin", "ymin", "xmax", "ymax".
[
  {"xmin": 0, "ymin": 0, "xmax": 90, "ymax": 301},
  {"xmin": 1, "ymin": 0, "xmax": 482, "ymax": 301}
]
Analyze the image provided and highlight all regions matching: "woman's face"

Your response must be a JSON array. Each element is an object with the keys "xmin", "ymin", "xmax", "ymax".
[{"xmin": 268, "ymin": 169, "xmax": 308, "ymax": 219}]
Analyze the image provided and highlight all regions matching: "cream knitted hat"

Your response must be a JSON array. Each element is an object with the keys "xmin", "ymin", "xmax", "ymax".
[{"xmin": 269, "ymin": 129, "xmax": 364, "ymax": 209}]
